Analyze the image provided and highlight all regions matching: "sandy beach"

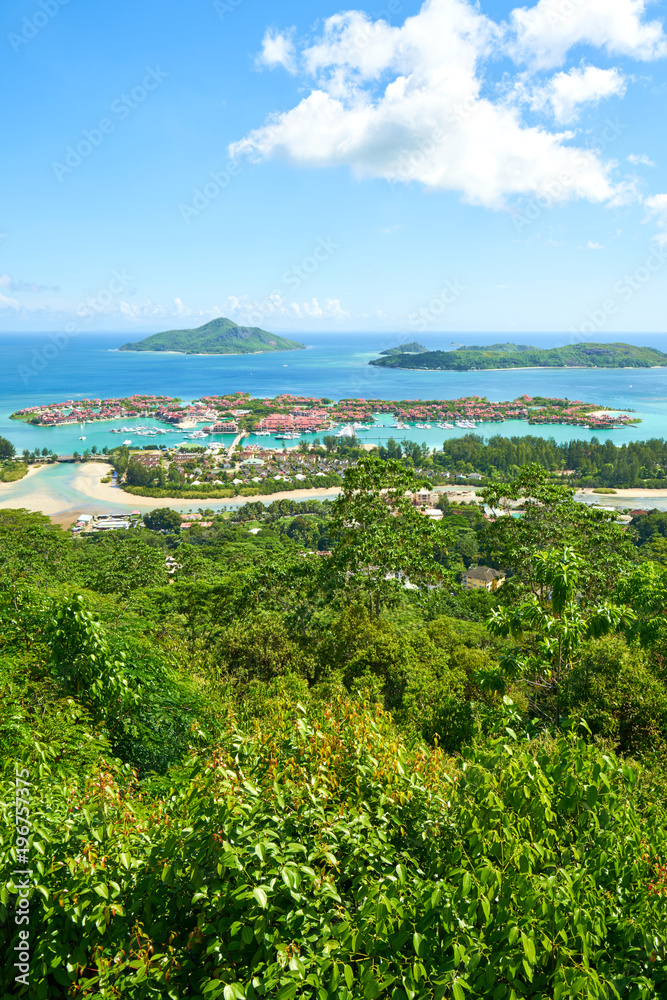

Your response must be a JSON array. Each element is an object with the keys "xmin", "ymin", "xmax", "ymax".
[
  {"xmin": 576, "ymin": 487, "xmax": 667, "ymax": 498},
  {"xmin": 4, "ymin": 462, "xmax": 667, "ymax": 529}
]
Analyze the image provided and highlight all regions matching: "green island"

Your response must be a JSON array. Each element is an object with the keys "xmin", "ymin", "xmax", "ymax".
[
  {"xmin": 3, "ymin": 457, "xmax": 667, "ymax": 998},
  {"xmin": 370, "ymin": 340, "xmax": 667, "ymax": 371},
  {"xmin": 380, "ymin": 341, "xmax": 428, "ymax": 355},
  {"xmin": 119, "ymin": 317, "xmax": 306, "ymax": 354}
]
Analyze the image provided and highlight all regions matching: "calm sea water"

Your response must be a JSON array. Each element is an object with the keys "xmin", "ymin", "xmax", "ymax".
[
  {"xmin": 3, "ymin": 330, "xmax": 667, "ymax": 453},
  {"xmin": 2, "ymin": 331, "xmax": 667, "ymax": 514}
]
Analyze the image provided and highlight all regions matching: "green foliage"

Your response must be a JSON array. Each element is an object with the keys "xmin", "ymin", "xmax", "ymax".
[
  {"xmin": 120, "ymin": 316, "xmax": 305, "ymax": 354},
  {"xmin": 567, "ymin": 634, "xmax": 667, "ymax": 755},
  {"xmin": 0, "ymin": 434, "xmax": 15, "ymax": 459},
  {"xmin": 2, "ymin": 705, "xmax": 666, "ymax": 998},
  {"xmin": 330, "ymin": 455, "xmax": 453, "ymax": 615},
  {"xmin": 372, "ymin": 340, "xmax": 667, "ymax": 370},
  {"xmin": 74, "ymin": 532, "xmax": 168, "ymax": 595},
  {"xmin": 3, "ymin": 455, "xmax": 667, "ymax": 998},
  {"xmin": 143, "ymin": 507, "xmax": 182, "ymax": 532}
]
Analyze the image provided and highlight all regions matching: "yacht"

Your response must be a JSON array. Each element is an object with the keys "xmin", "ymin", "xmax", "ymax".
[
  {"xmin": 336, "ymin": 425, "xmax": 356, "ymax": 438},
  {"xmin": 79, "ymin": 436, "xmax": 86, "ymax": 441},
  {"xmin": 122, "ymin": 439, "xmax": 132, "ymax": 445}
]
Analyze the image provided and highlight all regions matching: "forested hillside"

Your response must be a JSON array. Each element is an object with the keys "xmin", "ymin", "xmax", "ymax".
[
  {"xmin": 370, "ymin": 342, "xmax": 667, "ymax": 371},
  {"xmin": 2, "ymin": 459, "xmax": 667, "ymax": 998}
]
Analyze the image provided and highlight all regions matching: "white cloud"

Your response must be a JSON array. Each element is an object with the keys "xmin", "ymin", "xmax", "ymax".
[
  {"xmin": 257, "ymin": 28, "xmax": 296, "ymax": 71},
  {"xmin": 0, "ymin": 291, "xmax": 19, "ymax": 310},
  {"xmin": 510, "ymin": 0, "xmax": 667, "ymax": 70},
  {"xmin": 227, "ymin": 292, "xmax": 348, "ymax": 323},
  {"xmin": 530, "ymin": 65, "xmax": 626, "ymax": 122},
  {"xmin": 587, "ymin": 240, "xmax": 605, "ymax": 248},
  {"xmin": 230, "ymin": 0, "xmax": 648, "ymax": 210},
  {"xmin": 117, "ymin": 298, "xmax": 220, "ymax": 322},
  {"xmin": 645, "ymin": 193, "xmax": 667, "ymax": 244},
  {"xmin": 627, "ymin": 152, "xmax": 655, "ymax": 166}
]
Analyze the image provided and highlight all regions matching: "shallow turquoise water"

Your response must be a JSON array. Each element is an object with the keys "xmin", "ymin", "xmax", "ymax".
[
  {"xmin": 2, "ymin": 331, "xmax": 667, "ymax": 515},
  {"xmin": 3, "ymin": 331, "xmax": 667, "ymax": 454}
]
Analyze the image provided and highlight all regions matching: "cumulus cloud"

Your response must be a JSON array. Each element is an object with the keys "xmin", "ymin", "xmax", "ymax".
[
  {"xmin": 0, "ymin": 271, "xmax": 60, "ymax": 293},
  {"xmin": 0, "ymin": 291, "xmax": 19, "ymax": 310},
  {"xmin": 628, "ymin": 152, "xmax": 655, "ymax": 166},
  {"xmin": 587, "ymin": 240, "xmax": 605, "ymax": 248},
  {"xmin": 510, "ymin": 0, "xmax": 667, "ymax": 70},
  {"xmin": 227, "ymin": 292, "xmax": 348, "ymax": 324},
  {"xmin": 529, "ymin": 65, "xmax": 626, "ymax": 122},
  {"xmin": 230, "ymin": 0, "xmax": 664, "ymax": 210},
  {"xmin": 645, "ymin": 193, "xmax": 667, "ymax": 244},
  {"xmin": 117, "ymin": 299, "xmax": 220, "ymax": 322},
  {"xmin": 257, "ymin": 28, "xmax": 296, "ymax": 71}
]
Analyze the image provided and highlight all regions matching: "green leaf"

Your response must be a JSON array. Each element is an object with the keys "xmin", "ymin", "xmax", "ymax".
[
  {"xmin": 224, "ymin": 985, "xmax": 246, "ymax": 1000},
  {"xmin": 202, "ymin": 981, "xmax": 226, "ymax": 998},
  {"xmin": 252, "ymin": 887, "xmax": 268, "ymax": 908},
  {"xmin": 521, "ymin": 932, "xmax": 536, "ymax": 965},
  {"xmin": 94, "ymin": 884, "xmax": 109, "ymax": 900},
  {"xmin": 276, "ymin": 984, "xmax": 297, "ymax": 1000}
]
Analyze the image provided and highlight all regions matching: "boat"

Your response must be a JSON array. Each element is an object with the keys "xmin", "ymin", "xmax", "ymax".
[
  {"xmin": 122, "ymin": 439, "xmax": 132, "ymax": 445},
  {"xmin": 424, "ymin": 423, "xmax": 432, "ymax": 430},
  {"xmin": 443, "ymin": 422, "xmax": 455, "ymax": 429},
  {"xmin": 79, "ymin": 436, "xmax": 86, "ymax": 441},
  {"xmin": 336, "ymin": 425, "xmax": 356, "ymax": 438}
]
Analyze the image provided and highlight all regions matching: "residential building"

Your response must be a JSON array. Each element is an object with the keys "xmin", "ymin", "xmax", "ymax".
[{"xmin": 462, "ymin": 566, "xmax": 506, "ymax": 591}]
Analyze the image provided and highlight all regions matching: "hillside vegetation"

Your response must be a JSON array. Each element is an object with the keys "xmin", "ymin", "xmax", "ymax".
[
  {"xmin": 380, "ymin": 342, "xmax": 428, "ymax": 355},
  {"xmin": 370, "ymin": 341, "xmax": 667, "ymax": 371},
  {"xmin": 2, "ymin": 460, "xmax": 667, "ymax": 998},
  {"xmin": 119, "ymin": 318, "xmax": 306, "ymax": 355}
]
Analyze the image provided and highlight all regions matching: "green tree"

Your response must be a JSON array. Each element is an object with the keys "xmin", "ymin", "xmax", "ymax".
[
  {"xmin": 75, "ymin": 533, "xmax": 168, "ymax": 596},
  {"xmin": 330, "ymin": 455, "xmax": 453, "ymax": 615},
  {"xmin": 488, "ymin": 546, "xmax": 633, "ymax": 724},
  {"xmin": 0, "ymin": 435, "xmax": 15, "ymax": 460},
  {"xmin": 144, "ymin": 507, "xmax": 181, "ymax": 532},
  {"xmin": 480, "ymin": 463, "xmax": 633, "ymax": 605}
]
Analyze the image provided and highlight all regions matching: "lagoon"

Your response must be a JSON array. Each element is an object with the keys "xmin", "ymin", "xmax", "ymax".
[{"xmin": 4, "ymin": 331, "xmax": 667, "ymax": 518}]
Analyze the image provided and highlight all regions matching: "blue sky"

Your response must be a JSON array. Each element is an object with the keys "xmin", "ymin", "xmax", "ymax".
[{"xmin": 1, "ymin": 0, "xmax": 667, "ymax": 335}]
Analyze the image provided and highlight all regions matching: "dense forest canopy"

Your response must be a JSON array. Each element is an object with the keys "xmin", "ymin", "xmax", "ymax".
[
  {"xmin": 2, "ymin": 457, "xmax": 667, "ymax": 998},
  {"xmin": 120, "ymin": 318, "xmax": 306, "ymax": 354},
  {"xmin": 370, "ymin": 341, "xmax": 667, "ymax": 371}
]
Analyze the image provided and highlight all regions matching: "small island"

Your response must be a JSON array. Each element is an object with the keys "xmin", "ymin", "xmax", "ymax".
[
  {"xmin": 370, "ymin": 341, "xmax": 667, "ymax": 371},
  {"xmin": 380, "ymin": 341, "xmax": 428, "ymax": 356},
  {"xmin": 119, "ymin": 317, "xmax": 306, "ymax": 355}
]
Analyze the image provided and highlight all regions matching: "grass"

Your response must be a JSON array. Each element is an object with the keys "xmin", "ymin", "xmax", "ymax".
[
  {"xmin": 592, "ymin": 488, "xmax": 618, "ymax": 495},
  {"xmin": 0, "ymin": 462, "xmax": 29, "ymax": 483}
]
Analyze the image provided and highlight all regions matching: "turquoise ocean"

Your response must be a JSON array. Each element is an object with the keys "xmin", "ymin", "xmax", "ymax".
[{"xmin": 2, "ymin": 331, "xmax": 667, "ymax": 514}]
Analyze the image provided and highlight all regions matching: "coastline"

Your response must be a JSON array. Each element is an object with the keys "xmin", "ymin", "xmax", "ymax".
[
  {"xmin": 372, "ymin": 365, "xmax": 665, "ymax": 373},
  {"xmin": 5, "ymin": 463, "xmax": 667, "ymax": 529}
]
